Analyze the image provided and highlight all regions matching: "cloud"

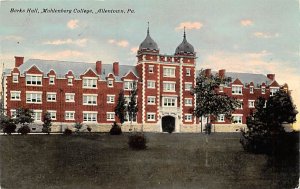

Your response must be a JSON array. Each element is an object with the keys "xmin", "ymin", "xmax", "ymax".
[
  {"xmin": 108, "ymin": 39, "xmax": 129, "ymax": 47},
  {"xmin": 1, "ymin": 35, "xmax": 24, "ymax": 41},
  {"xmin": 130, "ymin": 47, "xmax": 139, "ymax": 54},
  {"xmin": 175, "ymin": 21, "xmax": 203, "ymax": 30},
  {"xmin": 253, "ymin": 32, "xmax": 279, "ymax": 38},
  {"xmin": 67, "ymin": 19, "xmax": 79, "ymax": 29},
  {"xmin": 240, "ymin": 19, "xmax": 253, "ymax": 26},
  {"xmin": 43, "ymin": 38, "xmax": 88, "ymax": 47},
  {"xmin": 31, "ymin": 50, "xmax": 84, "ymax": 60}
]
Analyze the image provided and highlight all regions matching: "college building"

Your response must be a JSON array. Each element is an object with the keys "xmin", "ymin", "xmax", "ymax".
[{"xmin": 2, "ymin": 27, "xmax": 284, "ymax": 132}]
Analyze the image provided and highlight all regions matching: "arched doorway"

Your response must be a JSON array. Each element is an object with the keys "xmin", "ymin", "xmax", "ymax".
[{"xmin": 162, "ymin": 116, "xmax": 175, "ymax": 133}]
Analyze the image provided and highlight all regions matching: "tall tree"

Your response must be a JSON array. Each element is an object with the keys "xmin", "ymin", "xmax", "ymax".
[
  {"xmin": 127, "ymin": 81, "xmax": 138, "ymax": 131},
  {"xmin": 15, "ymin": 108, "xmax": 34, "ymax": 127},
  {"xmin": 114, "ymin": 89, "xmax": 126, "ymax": 125},
  {"xmin": 42, "ymin": 111, "xmax": 52, "ymax": 134},
  {"xmin": 192, "ymin": 70, "xmax": 240, "ymax": 132}
]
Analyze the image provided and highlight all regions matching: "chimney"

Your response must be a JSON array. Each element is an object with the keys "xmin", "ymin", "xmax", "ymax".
[
  {"xmin": 113, "ymin": 62, "xmax": 119, "ymax": 76},
  {"xmin": 219, "ymin": 69, "xmax": 225, "ymax": 78},
  {"xmin": 267, "ymin": 74, "xmax": 275, "ymax": 81},
  {"xmin": 15, "ymin": 56, "xmax": 24, "ymax": 67},
  {"xmin": 204, "ymin": 69, "xmax": 211, "ymax": 77},
  {"xmin": 96, "ymin": 61, "xmax": 102, "ymax": 75}
]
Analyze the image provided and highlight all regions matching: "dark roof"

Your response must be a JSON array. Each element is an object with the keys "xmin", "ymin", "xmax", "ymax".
[
  {"xmin": 175, "ymin": 31, "xmax": 194, "ymax": 54},
  {"xmin": 139, "ymin": 27, "xmax": 158, "ymax": 51}
]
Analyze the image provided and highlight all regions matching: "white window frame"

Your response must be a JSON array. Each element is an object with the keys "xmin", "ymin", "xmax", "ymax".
[
  {"xmin": 147, "ymin": 112, "xmax": 156, "ymax": 121},
  {"xmin": 12, "ymin": 74, "xmax": 19, "ymax": 83},
  {"xmin": 186, "ymin": 68, "xmax": 191, "ymax": 76},
  {"xmin": 232, "ymin": 85, "xmax": 243, "ymax": 95},
  {"xmin": 149, "ymin": 65, "xmax": 154, "ymax": 73},
  {"xmin": 26, "ymin": 91, "xmax": 42, "ymax": 104},
  {"xmin": 147, "ymin": 96, "xmax": 156, "ymax": 105},
  {"xmin": 26, "ymin": 74, "xmax": 42, "ymax": 86},
  {"xmin": 106, "ymin": 112, "xmax": 115, "ymax": 121},
  {"xmin": 248, "ymin": 100, "xmax": 255, "ymax": 108},
  {"xmin": 67, "ymin": 76, "xmax": 73, "ymax": 86},
  {"xmin": 83, "ymin": 111, "xmax": 97, "ymax": 122},
  {"xmin": 217, "ymin": 114, "xmax": 225, "ymax": 122},
  {"xmin": 65, "ymin": 93, "xmax": 75, "ymax": 102},
  {"xmin": 237, "ymin": 99, "xmax": 243, "ymax": 110},
  {"xmin": 65, "ymin": 111, "xmax": 75, "ymax": 120},
  {"xmin": 147, "ymin": 80, "xmax": 156, "ymax": 89},
  {"xmin": 10, "ymin": 91, "xmax": 21, "ymax": 101},
  {"xmin": 123, "ymin": 80, "xmax": 134, "ymax": 90},
  {"xmin": 163, "ymin": 81, "xmax": 176, "ymax": 92},
  {"xmin": 270, "ymin": 87, "xmax": 279, "ymax": 96},
  {"xmin": 33, "ymin": 110, "xmax": 42, "ymax": 122},
  {"xmin": 107, "ymin": 79, "xmax": 114, "ymax": 88},
  {"xmin": 47, "ymin": 92, "xmax": 57, "ymax": 102},
  {"xmin": 162, "ymin": 97, "xmax": 177, "ymax": 107},
  {"xmin": 184, "ymin": 98, "xmax": 192, "ymax": 106},
  {"xmin": 107, "ymin": 95, "xmax": 115, "ymax": 104},
  {"xmin": 11, "ymin": 109, "xmax": 17, "ymax": 118},
  {"xmin": 48, "ymin": 110, "xmax": 57, "ymax": 120},
  {"xmin": 184, "ymin": 114, "xmax": 193, "ymax": 122},
  {"xmin": 184, "ymin": 82, "xmax": 193, "ymax": 91},
  {"xmin": 261, "ymin": 87, "xmax": 266, "ymax": 94},
  {"xmin": 163, "ymin": 67, "xmax": 175, "ymax": 78},
  {"xmin": 232, "ymin": 114, "xmax": 243, "ymax": 124},
  {"xmin": 219, "ymin": 85, "xmax": 224, "ymax": 93},
  {"xmin": 83, "ymin": 94, "xmax": 98, "ymax": 105},
  {"xmin": 49, "ymin": 76, "xmax": 55, "ymax": 85},
  {"xmin": 82, "ymin": 77, "xmax": 97, "ymax": 89},
  {"xmin": 124, "ymin": 112, "xmax": 137, "ymax": 123},
  {"xmin": 250, "ymin": 86, "xmax": 254, "ymax": 94}
]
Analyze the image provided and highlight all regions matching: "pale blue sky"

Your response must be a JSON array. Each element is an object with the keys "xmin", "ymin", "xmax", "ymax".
[{"xmin": 0, "ymin": 0, "xmax": 299, "ymax": 127}]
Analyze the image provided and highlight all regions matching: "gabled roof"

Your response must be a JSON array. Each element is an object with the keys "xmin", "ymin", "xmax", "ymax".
[{"xmin": 15, "ymin": 59, "xmax": 138, "ymax": 81}]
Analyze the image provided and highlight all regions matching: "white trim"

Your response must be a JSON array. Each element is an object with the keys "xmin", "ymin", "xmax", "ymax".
[
  {"xmin": 142, "ymin": 63, "xmax": 146, "ymax": 124},
  {"xmin": 184, "ymin": 114, "xmax": 193, "ymax": 122},
  {"xmin": 106, "ymin": 94, "xmax": 115, "ymax": 104},
  {"xmin": 10, "ymin": 91, "xmax": 21, "ymax": 101},
  {"xmin": 147, "ymin": 96, "xmax": 156, "ymax": 105},
  {"xmin": 25, "ymin": 91, "xmax": 43, "ymax": 94},
  {"xmin": 3, "ymin": 76, "xmax": 7, "ymax": 113},
  {"xmin": 184, "ymin": 98, "xmax": 193, "ymax": 106},
  {"xmin": 106, "ymin": 112, "xmax": 115, "ymax": 121},
  {"xmin": 122, "ymin": 70, "xmax": 139, "ymax": 79},
  {"xmin": 82, "ymin": 68, "xmax": 98, "ymax": 77},
  {"xmin": 147, "ymin": 112, "xmax": 156, "ymax": 121},
  {"xmin": 47, "ymin": 110, "xmax": 57, "ymax": 120}
]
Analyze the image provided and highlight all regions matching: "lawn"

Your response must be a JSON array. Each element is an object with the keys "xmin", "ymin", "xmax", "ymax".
[{"xmin": 0, "ymin": 133, "xmax": 298, "ymax": 189}]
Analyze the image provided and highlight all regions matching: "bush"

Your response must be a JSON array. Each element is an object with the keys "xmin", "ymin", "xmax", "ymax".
[
  {"xmin": 128, "ymin": 133, "xmax": 147, "ymax": 150},
  {"xmin": 18, "ymin": 125, "xmax": 30, "ymax": 135},
  {"xmin": 3, "ymin": 122, "xmax": 16, "ymax": 135},
  {"xmin": 74, "ymin": 122, "xmax": 83, "ymax": 133},
  {"xmin": 64, "ymin": 128, "xmax": 73, "ymax": 135},
  {"xmin": 109, "ymin": 122, "xmax": 122, "ymax": 135},
  {"xmin": 87, "ymin": 126, "xmax": 92, "ymax": 132}
]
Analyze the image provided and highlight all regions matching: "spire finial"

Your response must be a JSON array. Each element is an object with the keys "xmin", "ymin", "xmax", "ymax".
[
  {"xmin": 147, "ymin": 22, "xmax": 150, "ymax": 35},
  {"xmin": 183, "ymin": 26, "xmax": 186, "ymax": 38}
]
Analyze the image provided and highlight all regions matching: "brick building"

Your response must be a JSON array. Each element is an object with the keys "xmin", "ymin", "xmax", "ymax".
[{"xmin": 2, "ymin": 27, "xmax": 282, "ymax": 132}]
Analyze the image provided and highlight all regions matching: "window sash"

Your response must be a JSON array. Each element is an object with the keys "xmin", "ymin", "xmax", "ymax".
[
  {"xmin": 26, "ymin": 93, "xmax": 42, "ymax": 103},
  {"xmin": 83, "ymin": 95, "xmax": 97, "ymax": 105},
  {"xmin": 26, "ymin": 75, "xmax": 42, "ymax": 86}
]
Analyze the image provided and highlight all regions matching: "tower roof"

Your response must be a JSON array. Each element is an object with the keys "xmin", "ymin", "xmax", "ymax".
[
  {"xmin": 138, "ymin": 22, "xmax": 158, "ymax": 51},
  {"xmin": 175, "ymin": 28, "xmax": 194, "ymax": 55}
]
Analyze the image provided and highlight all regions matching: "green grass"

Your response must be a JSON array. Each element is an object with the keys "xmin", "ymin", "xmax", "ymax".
[{"xmin": 0, "ymin": 133, "xmax": 298, "ymax": 189}]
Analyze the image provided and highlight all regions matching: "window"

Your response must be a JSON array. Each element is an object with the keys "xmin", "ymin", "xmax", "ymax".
[
  {"xmin": 26, "ymin": 75, "xmax": 42, "ymax": 86},
  {"xmin": 147, "ymin": 113, "xmax": 155, "ymax": 121},
  {"xmin": 47, "ymin": 93, "xmax": 56, "ymax": 102},
  {"xmin": 13, "ymin": 74, "xmax": 18, "ymax": 83},
  {"xmin": 124, "ymin": 112, "xmax": 137, "ymax": 122},
  {"xmin": 107, "ymin": 79, "xmax": 113, "ymax": 87},
  {"xmin": 107, "ymin": 95, "xmax": 115, "ymax": 104},
  {"xmin": 26, "ymin": 92, "xmax": 42, "ymax": 103},
  {"xmin": 48, "ymin": 111, "xmax": 57, "ymax": 120},
  {"xmin": 147, "ymin": 96, "xmax": 156, "ymax": 105},
  {"xmin": 185, "ymin": 82, "xmax": 192, "ymax": 91},
  {"xmin": 219, "ymin": 85, "xmax": 224, "ymax": 93},
  {"xmin": 33, "ymin": 110, "xmax": 42, "ymax": 122},
  {"xmin": 217, "ymin": 114, "xmax": 225, "ymax": 122},
  {"xmin": 49, "ymin": 76, "xmax": 55, "ymax": 85},
  {"xmin": 184, "ymin": 114, "xmax": 193, "ymax": 122},
  {"xmin": 83, "ymin": 78, "xmax": 97, "ymax": 88},
  {"xmin": 261, "ymin": 87, "xmax": 266, "ymax": 94},
  {"xmin": 147, "ymin": 80, "xmax": 155, "ymax": 89},
  {"xmin": 83, "ymin": 94, "xmax": 97, "ymax": 105},
  {"xmin": 163, "ymin": 82, "xmax": 176, "ymax": 92},
  {"xmin": 83, "ymin": 112, "xmax": 97, "ymax": 122},
  {"xmin": 238, "ymin": 100, "xmax": 243, "ymax": 109},
  {"xmin": 163, "ymin": 67, "xmax": 175, "ymax": 77},
  {"xmin": 248, "ymin": 100, "xmax": 255, "ymax": 108},
  {"xmin": 11, "ymin": 109, "xmax": 16, "ymax": 118},
  {"xmin": 106, "ymin": 112, "xmax": 115, "ymax": 121},
  {"xmin": 65, "ymin": 93, "xmax": 75, "ymax": 102},
  {"xmin": 10, "ymin": 91, "xmax": 21, "ymax": 101},
  {"xmin": 186, "ymin": 68, "xmax": 191, "ymax": 76},
  {"xmin": 163, "ymin": 97, "xmax": 176, "ymax": 107},
  {"xmin": 233, "ymin": 115, "xmax": 242, "ymax": 124},
  {"xmin": 250, "ymin": 87, "xmax": 254, "ymax": 94},
  {"xmin": 68, "ymin": 77, "xmax": 73, "ymax": 86},
  {"xmin": 270, "ymin": 88, "xmax": 279, "ymax": 96},
  {"xmin": 184, "ymin": 98, "xmax": 192, "ymax": 106},
  {"xmin": 149, "ymin": 65, "xmax": 154, "ymax": 73},
  {"xmin": 65, "ymin": 111, "xmax": 75, "ymax": 120},
  {"xmin": 232, "ymin": 85, "xmax": 242, "ymax": 95},
  {"xmin": 124, "ymin": 81, "xmax": 134, "ymax": 90}
]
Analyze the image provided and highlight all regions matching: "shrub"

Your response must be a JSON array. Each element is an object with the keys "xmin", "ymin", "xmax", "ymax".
[
  {"xmin": 87, "ymin": 126, "xmax": 92, "ymax": 132},
  {"xmin": 64, "ymin": 128, "xmax": 73, "ymax": 135},
  {"xmin": 3, "ymin": 121, "xmax": 17, "ymax": 135},
  {"xmin": 74, "ymin": 122, "xmax": 83, "ymax": 133},
  {"xmin": 128, "ymin": 133, "xmax": 147, "ymax": 150},
  {"xmin": 110, "ymin": 122, "xmax": 122, "ymax": 135},
  {"xmin": 18, "ymin": 125, "xmax": 30, "ymax": 135}
]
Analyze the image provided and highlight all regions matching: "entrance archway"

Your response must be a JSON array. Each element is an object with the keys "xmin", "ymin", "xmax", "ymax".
[{"xmin": 162, "ymin": 116, "xmax": 175, "ymax": 133}]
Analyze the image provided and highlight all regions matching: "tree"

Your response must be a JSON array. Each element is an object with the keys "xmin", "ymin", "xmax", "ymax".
[
  {"xmin": 127, "ymin": 82, "xmax": 138, "ymax": 131},
  {"xmin": 42, "ymin": 112, "xmax": 52, "ymax": 134},
  {"xmin": 192, "ymin": 70, "xmax": 240, "ymax": 132},
  {"xmin": 0, "ymin": 115, "xmax": 16, "ymax": 135},
  {"xmin": 15, "ymin": 108, "xmax": 34, "ymax": 135},
  {"xmin": 114, "ymin": 90, "xmax": 126, "ymax": 125}
]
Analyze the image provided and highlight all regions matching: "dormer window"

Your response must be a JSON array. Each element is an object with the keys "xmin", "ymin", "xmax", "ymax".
[
  {"xmin": 107, "ymin": 79, "xmax": 114, "ymax": 87},
  {"xmin": 49, "ymin": 76, "xmax": 55, "ymax": 85},
  {"xmin": 232, "ymin": 85, "xmax": 242, "ymax": 95},
  {"xmin": 83, "ymin": 78, "xmax": 97, "ymax": 89},
  {"xmin": 250, "ymin": 86, "xmax": 254, "ymax": 94},
  {"xmin": 261, "ymin": 87, "xmax": 266, "ymax": 94},
  {"xmin": 26, "ymin": 75, "xmax": 42, "ymax": 86},
  {"xmin": 270, "ymin": 87, "xmax": 279, "ymax": 96},
  {"xmin": 12, "ymin": 74, "xmax": 19, "ymax": 83}
]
